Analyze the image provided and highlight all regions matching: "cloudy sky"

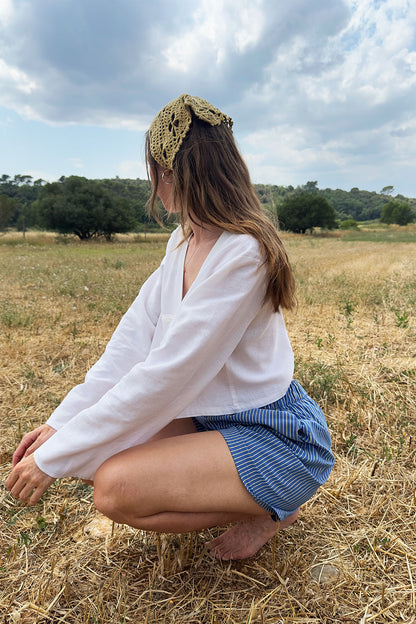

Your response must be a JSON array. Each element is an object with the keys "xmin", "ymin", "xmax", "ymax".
[{"xmin": 0, "ymin": 0, "xmax": 415, "ymax": 196}]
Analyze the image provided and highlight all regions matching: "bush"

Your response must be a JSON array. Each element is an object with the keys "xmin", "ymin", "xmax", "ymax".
[
  {"xmin": 380, "ymin": 201, "xmax": 415, "ymax": 226},
  {"xmin": 339, "ymin": 219, "xmax": 359, "ymax": 230}
]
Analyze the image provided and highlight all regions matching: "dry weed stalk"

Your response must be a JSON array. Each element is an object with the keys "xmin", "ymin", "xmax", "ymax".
[{"xmin": 1, "ymin": 233, "xmax": 415, "ymax": 623}]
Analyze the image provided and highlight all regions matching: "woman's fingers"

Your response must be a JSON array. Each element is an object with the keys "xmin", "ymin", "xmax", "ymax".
[
  {"xmin": 28, "ymin": 483, "xmax": 51, "ymax": 506},
  {"xmin": 12, "ymin": 430, "xmax": 40, "ymax": 466},
  {"xmin": 5, "ymin": 455, "xmax": 55, "ymax": 506},
  {"xmin": 13, "ymin": 480, "xmax": 34, "ymax": 503},
  {"xmin": 7, "ymin": 428, "xmax": 57, "ymax": 506},
  {"xmin": 12, "ymin": 425, "xmax": 56, "ymax": 467},
  {"xmin": 4, "ymin": 469, "xmax": 18, "ymax": 493}
]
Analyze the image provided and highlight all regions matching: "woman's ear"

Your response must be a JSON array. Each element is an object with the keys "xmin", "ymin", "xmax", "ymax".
[{"xmin": 161, "ymin": 169, "xmax": 173, "ymax": 185}]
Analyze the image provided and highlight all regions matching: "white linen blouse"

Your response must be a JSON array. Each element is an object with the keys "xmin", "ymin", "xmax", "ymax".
[{"xmin": 35, "ymin": 227, "xmax": 294, "ymax": 480}]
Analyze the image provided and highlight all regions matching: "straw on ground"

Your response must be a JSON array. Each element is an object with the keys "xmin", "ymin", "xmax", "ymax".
[{"xmin": 1, "ymin": 230, "xmax": 415, "ymax": 623}]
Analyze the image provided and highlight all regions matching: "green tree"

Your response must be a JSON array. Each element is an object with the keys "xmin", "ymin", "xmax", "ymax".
[
  {"xmin": 277, "ymin": 192, "xmax": 337, "ymax": 233},
  {"xmin": 37, "ymin": 176, "xmax": 137, "ymax": 240},
  {"xmin": 380, "ymin": 201, "xmax": 414, "ymax": 226},
  {"xmin": 101, "ymin": 177, "xmax": 151, "ymax": 224},
  {"xmin": 301, "ymin": 180, "xmax": 319, "ymax": 193},
  {"xmin": 0, "ymin": 195, "xmax": 18, "ymax": 231},
  {"xmin": 381, "ymin": 185, "xmax": 394, "ymax": 196}
]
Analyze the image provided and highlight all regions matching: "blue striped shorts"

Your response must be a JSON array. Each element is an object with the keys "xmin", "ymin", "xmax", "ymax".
[{"xmin": 193, "ymin": 380, "xmax": 334, "ymax": 521}]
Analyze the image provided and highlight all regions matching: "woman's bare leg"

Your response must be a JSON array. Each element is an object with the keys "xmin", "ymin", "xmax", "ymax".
[
  {"xmin": 93, "ymin": 423, "xmax": 298, "ymax": 560},
  {"xmin": 81, "ymin": 421, "xmax": 196, "ymax": 487},
  {"xmin": 93, "ymin": 430, "xmax": 266, "ymax": 521}
]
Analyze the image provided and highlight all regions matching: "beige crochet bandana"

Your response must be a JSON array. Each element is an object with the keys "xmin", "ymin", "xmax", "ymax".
[{"xmin": 149, "ymin": 94, "xmax": 233, "ymax": 169}]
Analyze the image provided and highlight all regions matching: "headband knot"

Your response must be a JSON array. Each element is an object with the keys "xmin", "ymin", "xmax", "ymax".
[{"xmin": 149, "ymin": 94, "xmax": 233, "ymax": 169}]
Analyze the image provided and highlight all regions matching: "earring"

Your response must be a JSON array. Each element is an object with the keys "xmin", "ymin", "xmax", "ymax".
[{"xmin": 161, "ymin": 170, "xmax": 172, "ymax": 184}]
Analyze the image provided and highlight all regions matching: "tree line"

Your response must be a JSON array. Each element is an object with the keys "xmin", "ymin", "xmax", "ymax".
[
  {"xmin": 0, "ymin": 174, "xmax": 154, "ymax": 239},
  {"xmin": 257, "ymin": 181, "xmax": 415, "ymax": 224},
  {"xmin": 1, "ymin": 174, "xmax": 414, "ymax": 238}
]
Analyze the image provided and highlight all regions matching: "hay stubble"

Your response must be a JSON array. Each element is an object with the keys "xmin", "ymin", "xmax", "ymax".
[{"xmin": 1, "ymin": 232, "xmax": 415, "ymax": 623}]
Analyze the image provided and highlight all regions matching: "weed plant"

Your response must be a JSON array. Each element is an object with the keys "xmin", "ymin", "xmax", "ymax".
[{"xmin": 0, "ymin": 232, "xmax": 415, "ymax": 623}]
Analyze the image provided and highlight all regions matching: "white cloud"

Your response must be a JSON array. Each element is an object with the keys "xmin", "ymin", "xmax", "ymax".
[
  {"xmin": 0, "ymin": 0, "xmax": 14, "ymax": 24},
  {"xmin": 71, "ymin": 113, "xmax": 150, "ymax": 133},
  {"xmin": 243, "ymin": 124, "xmax": 349, "ymax": 185},
  {"xmin": 117, "ymin": 160, "xmax": 147, "ymax": 180},
  {"xmin": 263, "ymin": 0, "xmax": 416, "ymax": 114},
  {"xmin": 328, "ymin": 0, "xmax": 416, "ymax": 102},
  {"xmin": 0, "ymin": 59, "xmax": 37, "ymax": 95},
  {"xmin": 163, "ymin": 0, "xmax": 265, "ymax": 73}
]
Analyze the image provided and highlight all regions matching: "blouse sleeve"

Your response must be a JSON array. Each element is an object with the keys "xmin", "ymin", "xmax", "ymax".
[
  {"xmin": 46, "ymin": 262, "xmax": 163, "ymax": 431},
  {"xmin": 35, "ymin": 235, "xmax": 268, "ymax": 480}
]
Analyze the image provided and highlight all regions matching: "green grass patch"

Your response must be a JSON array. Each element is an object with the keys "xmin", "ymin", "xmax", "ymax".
[{"xmin": 341, "ymin": 228, "xmax": 416, "ymax": 243}]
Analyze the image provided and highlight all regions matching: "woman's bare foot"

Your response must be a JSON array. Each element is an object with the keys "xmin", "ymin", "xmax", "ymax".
[{"xmin": 206, "ymin": 508, "xmax": 299, "ymax": 561}]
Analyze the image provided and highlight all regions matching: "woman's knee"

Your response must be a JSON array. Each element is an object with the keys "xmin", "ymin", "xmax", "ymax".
[{"xmin": 93, "ymin": 457, "xmax": 128, "ymax": 522}]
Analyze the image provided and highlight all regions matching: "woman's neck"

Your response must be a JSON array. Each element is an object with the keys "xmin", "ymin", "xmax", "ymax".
[{"xmin": 189, "ymin": 222, "xmax": 223, "ymax": 245}]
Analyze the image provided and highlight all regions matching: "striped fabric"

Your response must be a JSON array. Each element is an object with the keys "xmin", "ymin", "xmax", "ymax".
[{"xmin": 193, "ymin": 380, "xmax": 334, "ymax": 521}]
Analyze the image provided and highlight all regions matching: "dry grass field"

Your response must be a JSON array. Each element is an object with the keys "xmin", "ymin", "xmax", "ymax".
[{"xmin": 1, "ymin": 229, "xmax": 415, "ymax": 623}]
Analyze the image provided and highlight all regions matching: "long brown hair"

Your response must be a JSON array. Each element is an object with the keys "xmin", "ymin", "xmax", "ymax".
[{"xmin": 145, "ymin": 115, "xmax": 296, "ymax": 312}]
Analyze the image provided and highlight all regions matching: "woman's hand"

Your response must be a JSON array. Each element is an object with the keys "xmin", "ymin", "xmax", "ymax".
[
  {"xmin": 6, "ymin": 424, "xmax": 57, "ymax": 505},
  {"xmin": 12, "ymin": 424, "xmax": 56, "ymax": 467},
  {"xmin": 5, "ymin": 454, "xmax": 55, "ymax": 505}
]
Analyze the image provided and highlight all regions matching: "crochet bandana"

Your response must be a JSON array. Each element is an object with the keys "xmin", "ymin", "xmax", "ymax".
[{"xmin": 149, "ymin": 94, "xmax": 233, "ymax": 169}]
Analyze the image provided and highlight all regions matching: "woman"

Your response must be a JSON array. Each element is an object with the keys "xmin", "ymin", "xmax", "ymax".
[{"xmin": 6, "ymin": 95, "xmax": 334, "ymax": 561}]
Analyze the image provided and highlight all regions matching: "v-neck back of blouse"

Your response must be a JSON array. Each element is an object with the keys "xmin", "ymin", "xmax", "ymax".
[{"xmin": 181, "ymin": 231, "xmax": 225, "ymax": 300}]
